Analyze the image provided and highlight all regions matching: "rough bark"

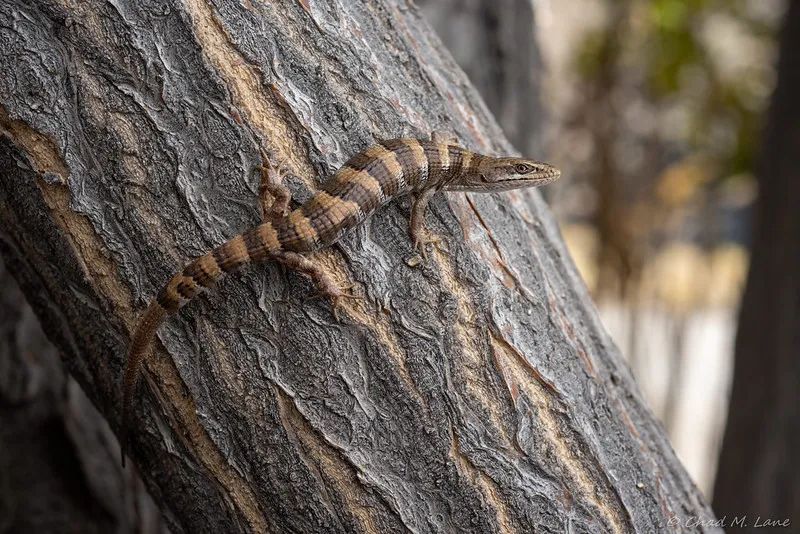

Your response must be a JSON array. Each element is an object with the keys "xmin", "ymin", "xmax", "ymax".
[
  {"xmin": 0, "ymin": 1, "xmax": 716, "ymax": 533},
  {"xmin": 0, "ymin": 256, "xmax": 167, "ymax": 534},
  {"xmin": 713, "ymin": 2, "xmax": 800, "ymax": 526}
]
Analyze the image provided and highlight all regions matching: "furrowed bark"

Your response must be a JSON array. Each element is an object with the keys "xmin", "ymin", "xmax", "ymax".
[{"xmin": 0, "ymin": 1, "xmax": 717, "ymax": 532}]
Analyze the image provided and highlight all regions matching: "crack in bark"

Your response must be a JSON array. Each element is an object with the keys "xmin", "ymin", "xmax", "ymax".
[
  {"xmin": 143, "ymin": 337, "xmax": 271, "ymax": 533},
  {"xmin": 425, "ymin": 236, "xmax": 515, "ymax": 449},
  {"xmin": 183, "ymin": 0, "xmax": 316, "ymax": 188},
  {"xmin": 274, "ymin": 385, "xmax": 397, "ymax": 534},
  {"xmin": 448, "ymin": 425, "xmax": 517, "ymax": 534},
  {"xmin": 463, "ymin": 194, "xmax": 519, "ymax": 289},
  {"xmin": 489, "ymin": 331, "xmax": 629, "ymax": 534},
  {"xmin": 0, "ymin": 106, "xmax": 69, "ymax": 180}
]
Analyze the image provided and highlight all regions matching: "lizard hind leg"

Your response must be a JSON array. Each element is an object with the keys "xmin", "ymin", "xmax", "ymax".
[{"xmin": 273, "ymin": 251, "xmax": 360, "ymax": 320}]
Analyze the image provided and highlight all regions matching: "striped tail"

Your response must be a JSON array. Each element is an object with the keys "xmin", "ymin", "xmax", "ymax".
[
  {"xmin": 121, "ymin": 301, "xmax": 166, "ymax": 466},
  {"xmin": 121, "ymin": 222, "xmax": 279, "ymax": 465}
]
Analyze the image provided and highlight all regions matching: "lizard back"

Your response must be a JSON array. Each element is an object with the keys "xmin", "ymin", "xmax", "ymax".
[{"xmin": 274, "ymin": 138, "xmax": 481, "ymax": 252}]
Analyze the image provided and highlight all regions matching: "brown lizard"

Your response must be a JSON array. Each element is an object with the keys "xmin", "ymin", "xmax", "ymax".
[{"xmin": 121, "ymin": 132, "xmax": 560, "ymax": 465}]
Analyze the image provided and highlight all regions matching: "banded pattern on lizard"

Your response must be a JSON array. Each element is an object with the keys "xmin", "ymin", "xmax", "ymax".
[{"xmin": 122, "ymin": 134, "xmax": 560, "ymax": 464}]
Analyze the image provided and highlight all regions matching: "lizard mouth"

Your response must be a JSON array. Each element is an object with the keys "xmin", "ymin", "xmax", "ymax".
[{"xmin": 447, "ymin": 177, "xmax": 558, "ymax": 192}]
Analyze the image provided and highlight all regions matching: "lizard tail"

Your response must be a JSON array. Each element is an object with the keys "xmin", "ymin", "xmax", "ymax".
[
  {"xmin": 120, "ymin": 228, "xmax": 268, "ymax": 466},
  {"xmin": 121, "ymin": 300, "xmax": 166, "ymax": 466}
]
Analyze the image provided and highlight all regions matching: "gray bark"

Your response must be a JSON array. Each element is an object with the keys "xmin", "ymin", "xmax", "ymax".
[
  {"xmin": 0, "ymin": 1, "xmax": 716, "ymax": 533},
  {"xmin": 713, "ymin": 1, "xmax": 800, "ymax": 526}
]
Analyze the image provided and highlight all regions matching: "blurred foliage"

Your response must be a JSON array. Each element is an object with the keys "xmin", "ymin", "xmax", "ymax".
[
  {"xmin": 558, "ymin": 0, "xmax": 783, "ymax": 301},
  {"xmin": 543, "ymin": 0, "xmax": 784, "ymax": 493},
  {"xmin": 576, "ymin": 0, "xmax": 777, "ymax": 179}
]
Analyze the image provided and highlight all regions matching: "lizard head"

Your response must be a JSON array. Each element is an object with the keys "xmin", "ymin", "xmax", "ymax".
[{"xmin": 445, "ymin": 156, "xmax": 560, "ymax": 192}]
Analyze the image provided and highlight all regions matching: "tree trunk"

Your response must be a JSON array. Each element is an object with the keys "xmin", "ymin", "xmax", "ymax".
[
  {"xmin": 713, "ymin": 2, "xmax": 800, "ymax": 526},
  {"xmin": 0, "ymin": 1, "xmax": 716, "ymax": 532}
]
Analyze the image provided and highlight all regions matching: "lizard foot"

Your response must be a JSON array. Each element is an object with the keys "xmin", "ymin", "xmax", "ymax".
[
  {"xmin": 310, "ymin": 283, "xmax": 362, "ymax": 321},
  {"xmin": 259, "ymin": 160, "xmax": 292, "ymax": 221},
  {"xmin": 413, "ymin": 234, "xmax": 444, "ymax": 260}
]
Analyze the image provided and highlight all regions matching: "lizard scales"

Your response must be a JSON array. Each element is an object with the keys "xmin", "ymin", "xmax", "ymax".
[{"xmin": 122, "ymin": 135, "xmax": 560, "ymax": 465}]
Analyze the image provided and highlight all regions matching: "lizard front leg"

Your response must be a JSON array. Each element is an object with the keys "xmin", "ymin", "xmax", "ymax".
[
  {"xmin": 409, "ymin": 187, "xmax": 443, "ymax": 259},
  {"xmin": 273, "ymin": 251, "xmax": 359, "ymax": 319},
  {"xmin": 259, "ymin": 161, "xmax": 292, "ymax": 222}
]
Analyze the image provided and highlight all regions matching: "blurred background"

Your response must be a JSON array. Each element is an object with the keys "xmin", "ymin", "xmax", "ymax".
[{"xmin": 421, "ymin": 0, "xmax": 794, "ymax": 519}]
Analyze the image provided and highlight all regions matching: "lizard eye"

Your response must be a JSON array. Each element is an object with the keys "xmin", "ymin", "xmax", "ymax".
[{"xmin": 514, "ymin": 163, "xmax": 534, "ymax": 174}]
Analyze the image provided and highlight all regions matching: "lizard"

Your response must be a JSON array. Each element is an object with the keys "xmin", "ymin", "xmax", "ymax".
[{"xmin": 121, "ymin": 132, "xmax": 560, "ymax": 465}]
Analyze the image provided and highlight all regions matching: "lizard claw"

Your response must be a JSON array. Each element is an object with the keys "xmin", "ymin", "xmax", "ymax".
[
  {"xmin": 259, "ymin": 161, "xmax": 292, "ymax": 221},
  {"xmin": 413, "ymin": 235, "xmax": 444, "ymax": 260},
  {"xmin": 310, "ymin": 283, "xmax": 361, "ymax": 320},
  {"xmin": 259, "ymin": 160, "xmax": 289, "ymax": 186}
]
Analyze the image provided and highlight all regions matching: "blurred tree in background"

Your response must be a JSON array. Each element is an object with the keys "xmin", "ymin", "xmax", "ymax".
[
  {"xmin": 0, "ymin": 257, "xmax": 165, "ymax": 533},
  {"xmin": 557, "ymin": 0, "xmax": 780, "ymax": 299},
  {"xmin": 714, "ymin": 0, "xmax": 800, "ymax": 522}
]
